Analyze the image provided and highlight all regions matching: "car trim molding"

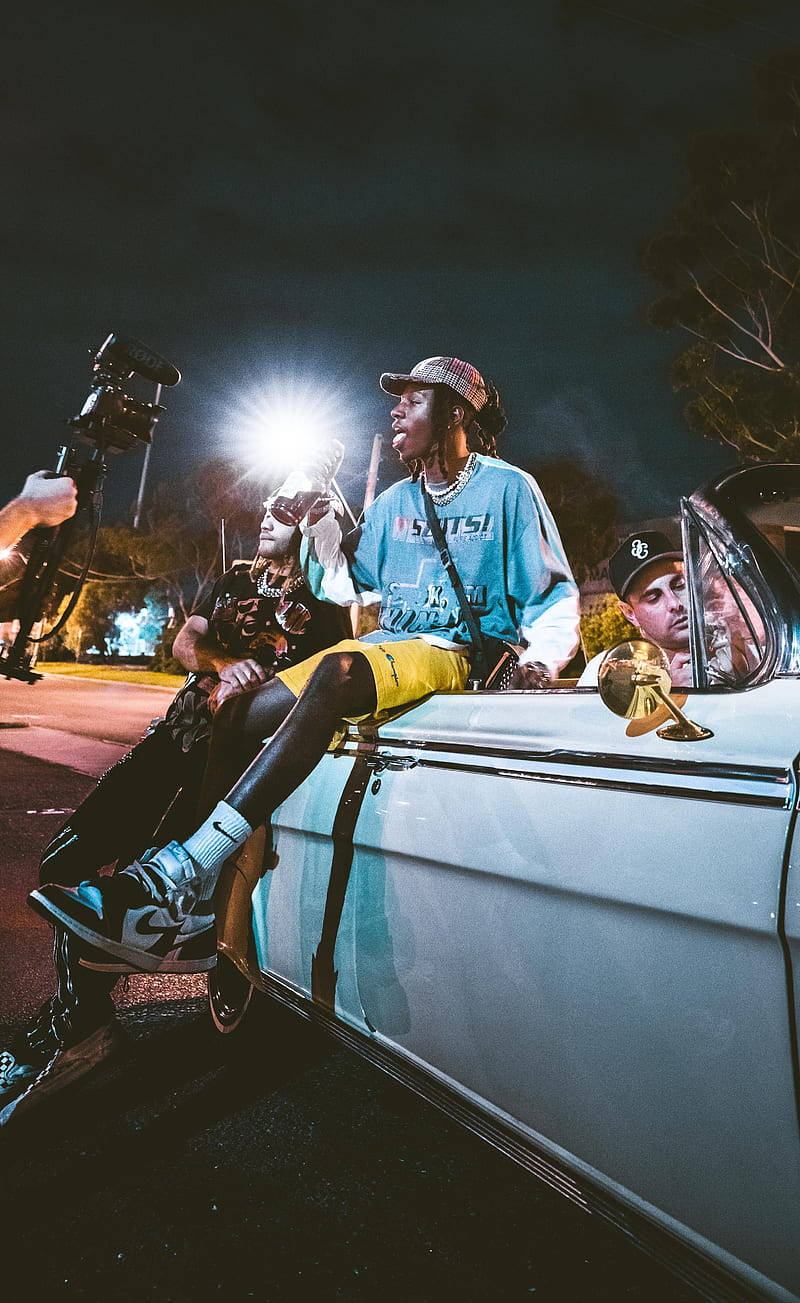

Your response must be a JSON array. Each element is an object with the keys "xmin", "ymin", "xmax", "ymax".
[
  {"xmin": 777, "ymin": 752, "xmax": 800, "ymax": 1138},
  {"xmin": 368, "ymin": 736, "xmax": 791, "ymax": 786},
  {"xmin": 334, "ymin": 743, "xmax": 792, "ymax": 810}
]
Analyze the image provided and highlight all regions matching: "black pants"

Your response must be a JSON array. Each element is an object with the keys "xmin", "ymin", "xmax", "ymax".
[
  {"xmin": 39, "ymin": 726, "xmax": 208, "ymax": 888},
  {"xmin": 17, "ymin": 726, "xmax": 209, "ymax": 1061}
]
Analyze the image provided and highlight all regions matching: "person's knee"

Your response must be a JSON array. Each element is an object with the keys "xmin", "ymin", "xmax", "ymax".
[
  {"xmin": 211, "ymin": 678, "xmax": 296, "ymax": 748},
  {"xmin": 309, "ymin": 650, "xmax": 366, "ymax": 691},
  {"xmin": 306, "ymin": 651, "xmax": 376, "ymax": 713}
]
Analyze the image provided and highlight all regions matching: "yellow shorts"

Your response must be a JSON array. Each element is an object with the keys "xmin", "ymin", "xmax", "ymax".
[{"xmin": 276, "ymin": 637, "xmax": 471, "ymax": 732}]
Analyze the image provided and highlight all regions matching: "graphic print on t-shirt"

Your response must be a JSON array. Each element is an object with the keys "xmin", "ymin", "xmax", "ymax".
[
  {"xmin": 391, "ymin": 513, "xmax": 495, "ymax": 543},
  {"xmin": 210, "ymin": 586, "xmax": 311, "ymax": 668}
]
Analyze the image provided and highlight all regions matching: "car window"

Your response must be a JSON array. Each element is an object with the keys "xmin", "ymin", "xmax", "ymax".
[
  {"xmin": 681, "ymin": 500, "xmax": 772, "ymax": 689},
  {"xmin": 742, "ymin": 489, "xmax": 800, "ymax": 581},
  {"xmin": 684, "ymin": 468, "xmax": 800, "ymax": 685},
  {"xmin": 696, "ymin": 537, "xmax": 766, "ymax": 686}
]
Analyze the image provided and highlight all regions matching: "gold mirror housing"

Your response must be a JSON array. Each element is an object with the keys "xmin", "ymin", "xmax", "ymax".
[{"xmin": 598, "ymin": 639, "xmax": 713, "ymax": 742}]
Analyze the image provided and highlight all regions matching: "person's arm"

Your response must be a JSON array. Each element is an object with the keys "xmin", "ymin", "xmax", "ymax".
[
  {"xmin": 516, "ymin": 590, "xmax": 582, "ymax": 677},
  {"xmin": 669, "ymin": 650, "xmax": 693, "ymax": 687},
  {"xmin": 300, "ymin": 500, "xmax": 382, "ymax": 607},
  {"xmin": 505, "ymin": 476, "xmax": 581, "ymax": 686},
  {"xmin": 172, "ymin": 615, "xmax": 269, "ymax": 691},
  {"xmin": 0, "ymin": 472, "xmax": 77, "ymax": 551}
]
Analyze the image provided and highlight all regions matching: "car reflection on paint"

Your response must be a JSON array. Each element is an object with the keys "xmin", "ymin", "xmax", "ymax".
[{"xmin": 213, "ymin": 465, "xmax": 800, "ymax": 1303}]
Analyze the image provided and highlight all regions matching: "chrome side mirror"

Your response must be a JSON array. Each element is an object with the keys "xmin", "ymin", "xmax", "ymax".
[{"xmin": 598, "ymin": 640, "xmax": 713, "ymax": 742}]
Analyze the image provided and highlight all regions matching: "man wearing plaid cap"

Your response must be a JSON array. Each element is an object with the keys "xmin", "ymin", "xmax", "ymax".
[{"xmin": 31, "ymin": 357, "xmax": 581, "ymax": 971}]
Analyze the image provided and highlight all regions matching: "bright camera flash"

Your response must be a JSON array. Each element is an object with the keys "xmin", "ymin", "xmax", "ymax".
[{"xmin": 225, "ymin": 373, "xmax": 352, "ymax": 480}]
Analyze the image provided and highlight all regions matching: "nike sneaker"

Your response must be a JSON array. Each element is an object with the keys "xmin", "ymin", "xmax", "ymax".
[
  {"xmin": 0, "ymin": 1049, "xmax": 39, "ymax": 1112},
  {"xmin": 76, "ymin": 930, "xmax": 216, "ymax": 975},
  {"xmin": 28, "ymin": 842, "xmax": 217, "ymax": 973}
]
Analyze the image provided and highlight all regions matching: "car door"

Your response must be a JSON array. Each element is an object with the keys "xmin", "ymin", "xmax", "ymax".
[
  {"xmin": 248, "ymin": 463, "xmax": 800, "ymax": 1295},
  {"xmin": 344, "ymin": 678, "xmax": 800, "ymax": 1296},
  {"xmin": 249, "ymin": 744, "xmax": 376, "ymax": 1035}
]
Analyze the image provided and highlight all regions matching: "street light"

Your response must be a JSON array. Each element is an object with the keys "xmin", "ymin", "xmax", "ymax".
[
  {"xmin": 227, "ymin": 376, "xmax": 349, "ymax": 478},
  {"xmin": 133, "ymin": 383, "xmax": 162, "ymax": 529},
  {"xmin": 364, "ymin": 430, "xmax": 385, "ymax": 511},
  {"xmin": 224, "ymin": 375, "xmax": 360, "ymax": 524}
]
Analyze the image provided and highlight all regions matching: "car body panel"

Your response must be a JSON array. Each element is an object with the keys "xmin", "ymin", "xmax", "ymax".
[
  {"xmin": 241, "ymin": 467, "xmax": 800, "ymax": 1301},
  {"xmin": 248, "ymin": 683, "xmax": 800, "ymax": 1296}
]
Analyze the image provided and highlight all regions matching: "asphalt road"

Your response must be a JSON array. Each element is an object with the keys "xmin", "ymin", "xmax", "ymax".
[
  {"xmin": 0, "ymin": 670, "xmax": 174, "ymax": 745},
  {"xmin": 0, "ymin": 680, "xmax": 703, "ymax": 1302}
]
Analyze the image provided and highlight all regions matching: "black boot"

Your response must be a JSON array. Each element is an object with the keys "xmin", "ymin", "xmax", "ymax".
[{"xmin": 1, "ymin": 928, "xmax": 125, "ymax": 1126}]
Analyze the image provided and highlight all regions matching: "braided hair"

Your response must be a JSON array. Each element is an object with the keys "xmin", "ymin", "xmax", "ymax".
[{"xmin": 408, "ymin": 380, "xmax": 507, "ymax": 482}]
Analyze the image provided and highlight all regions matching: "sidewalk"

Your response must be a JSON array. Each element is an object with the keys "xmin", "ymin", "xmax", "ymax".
[{"xmin": 39, "ymin": 664, "xmax": 183, "ymax": 689}]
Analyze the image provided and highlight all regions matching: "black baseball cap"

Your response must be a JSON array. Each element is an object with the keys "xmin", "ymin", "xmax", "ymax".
[{"xmin": 608, "ymin": 532, "xmax": 682, "ymax": 600}]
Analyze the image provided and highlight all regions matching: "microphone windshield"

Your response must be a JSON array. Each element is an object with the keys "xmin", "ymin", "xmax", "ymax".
[{"xmin": 98, "ymin": 334, "xmax": 181, "ymax": 387}]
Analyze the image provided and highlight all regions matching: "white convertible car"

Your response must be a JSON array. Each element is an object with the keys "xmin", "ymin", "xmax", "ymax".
[{"xmin": 212, "ymin": 464, "xmax": 800, "ymax": 1303}]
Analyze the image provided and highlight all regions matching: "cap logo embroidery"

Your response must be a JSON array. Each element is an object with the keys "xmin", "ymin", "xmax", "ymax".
[{"xmin": 630, "ymin": 539, "xmax": 649, "ymax": 559}]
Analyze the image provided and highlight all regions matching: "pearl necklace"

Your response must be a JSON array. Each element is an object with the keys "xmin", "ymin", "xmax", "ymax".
[{"xmin": 424, "ymin": 452, "xmax": 477, "ymax": 506}]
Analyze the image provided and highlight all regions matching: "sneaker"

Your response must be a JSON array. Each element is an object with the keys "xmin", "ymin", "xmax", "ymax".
[
  {"xmin": 28, "ymin": 841, "xmax": 216, "ymax": 974},
  {"xmin": 76, "ymin": 940, "xmax": 137, "ymax": 975},
  {"xmin": 0, "ymin": 1049, "xmax": 39, "ymax": 1112},
  {"xmin": 0, "ymin": 1021, "xmax": 126, "ymax": 1127},
  {"xmin": 77, "ymin": 932, "xmax": 216, "ymax": 975}
]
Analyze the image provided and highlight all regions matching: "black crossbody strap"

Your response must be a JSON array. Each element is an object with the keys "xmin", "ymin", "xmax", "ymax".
[{"xmin": 422, "ymin": 486, "xmax": 488, "ymax": 683}]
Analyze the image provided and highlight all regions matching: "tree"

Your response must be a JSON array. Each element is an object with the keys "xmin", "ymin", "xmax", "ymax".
[
  {"xmin": 42, "ymin": 458, "xmax": 262, "ymax": 658},
  {"xmin": 129, "ymin": 458, "xmax": 265, "ymax": 622},
  {"xmin": 59, "ymin": 576, "xmax": 147, "ymax": 660},
  {"xmin": 23, "ymin": 458, "xmax": 266, "ymax": 661},
  {"xmin": 524, "ymin": 458, "xmax": 619, "ymax": 585},
  {"xmin": 645, "ymin": 49, "xmax": 800, "ymax": 461},
  {"xmin": 580, "ymin": 595, "xmax": 636, "ymax": 661}
]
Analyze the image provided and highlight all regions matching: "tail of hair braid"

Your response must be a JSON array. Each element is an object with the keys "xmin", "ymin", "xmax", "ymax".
[{"xmin": 471, "ymin": 380, "xmax": 505, "ymax": 457}]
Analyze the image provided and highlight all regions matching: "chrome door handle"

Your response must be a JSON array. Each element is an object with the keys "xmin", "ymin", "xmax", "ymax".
[{"xmin": 365, "ymin": 753, "xmax": 419, "ymax": 774}]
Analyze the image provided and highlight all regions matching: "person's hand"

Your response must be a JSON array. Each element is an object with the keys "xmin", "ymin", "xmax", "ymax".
[
  {"xmin": 217, "ymin": 658, "xmax": 269, "ymax": 692},
  {"xmin": 508, "ymin": 660, "xmax": 550, "ymax": 690},
  {"xmin": 207, "ymin": 680, "xmax": 238, "ymax": 714},
  {"xmin": 298, "ymin": 439, "xmax": 344, "ymax": 489},
  {"xmin": 306, "ymin": 494, "xmax": 333, "ymax": 527},
  {"xmin": 669, "ymin": 650, "xmax": 692, "ymax": 687},
  {"xmin": 18, "ymin": 471, "xmax": 78, "ymax": 528},
  {"xmin": 207, "ymin": 664, "xmax": 267, "ymax": 714}
]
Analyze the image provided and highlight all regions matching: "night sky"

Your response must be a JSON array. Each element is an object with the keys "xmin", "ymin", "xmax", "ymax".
[{"xmin": 6, "ymin": 0, "xmax": 800, "ymax": 524}]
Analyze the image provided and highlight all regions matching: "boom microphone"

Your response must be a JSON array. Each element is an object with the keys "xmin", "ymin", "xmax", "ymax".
[{"xmin": 97, "ymin": 333, "xmax": 181, "ymax": 387}]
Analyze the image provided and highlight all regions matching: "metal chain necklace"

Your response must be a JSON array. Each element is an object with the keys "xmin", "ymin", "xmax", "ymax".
[
  {"xmin": 256, "ymin": 570, "xmax": 305, "ymax": 599},
  {"xmin": 424, "ymin": 452, "xmax": 478, "ymax": 506}
]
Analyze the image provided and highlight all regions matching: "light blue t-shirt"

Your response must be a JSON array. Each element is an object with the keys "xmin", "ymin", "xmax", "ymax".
[{"xmin": 303, "ymin": 455, "xmax": 577, "ymax": 648}]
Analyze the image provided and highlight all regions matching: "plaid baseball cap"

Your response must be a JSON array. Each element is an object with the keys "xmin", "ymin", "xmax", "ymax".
[
  {"xmin": 380, "ymin": 357, "xmax": 488, "ymax": 412},
  {"xmin": 608, "ymin": 531, "xmax": 683, "ymax": 599}
]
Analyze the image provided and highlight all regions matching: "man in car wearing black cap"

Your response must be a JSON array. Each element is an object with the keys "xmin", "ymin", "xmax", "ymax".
[{"xmin": 579, "ymin": 531, "xmax": 691, "ymax": 687}]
